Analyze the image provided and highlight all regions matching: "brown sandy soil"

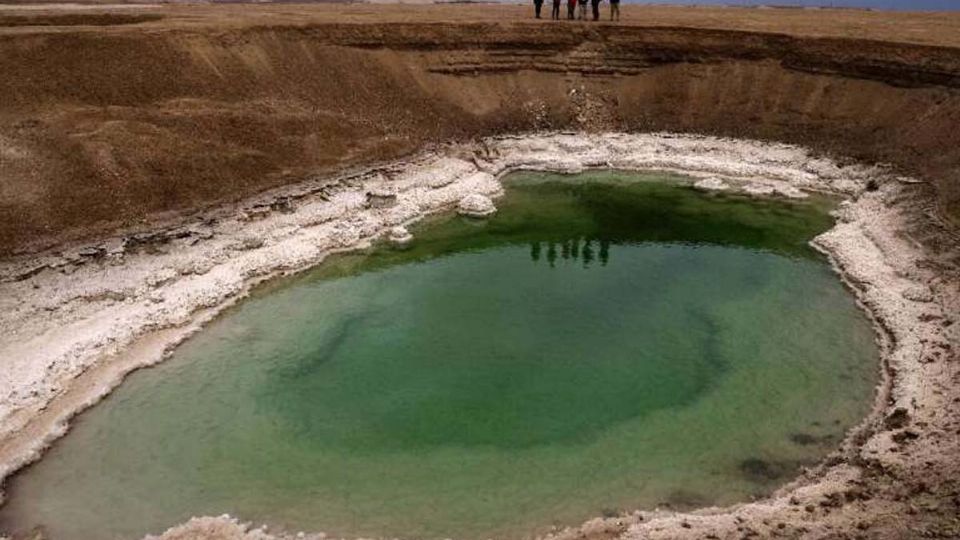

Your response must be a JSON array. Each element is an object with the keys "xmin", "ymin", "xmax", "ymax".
[
  {"xmin": 1, "ymin": 3, "xmax": 960, "ymax": 257},
  {"xmin": 2, "ymin": 3, "xmax": 960, "ymax": 45},
  {"xmin": 0, "ymin": 12, "xmax": 162, "ymax": 26}
]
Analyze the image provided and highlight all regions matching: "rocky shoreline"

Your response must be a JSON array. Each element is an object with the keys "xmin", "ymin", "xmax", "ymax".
[{"xmin": 0, "ymin": 133, "xmax": 957, "ymax": 540}]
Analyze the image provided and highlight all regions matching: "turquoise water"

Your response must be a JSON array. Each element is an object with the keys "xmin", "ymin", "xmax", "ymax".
[{"xmin": 0, "ymin": 171, "xmax": 878, "ymax": 540}]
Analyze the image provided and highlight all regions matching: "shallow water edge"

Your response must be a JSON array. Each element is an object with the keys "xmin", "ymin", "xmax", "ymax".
[
  {"xmin": 0, "ymin": 133, "xmax": 955, "ymax": 540},
  {"xmin": 0, "ymin": 174, "xmax": 879, "ymax": 540}
]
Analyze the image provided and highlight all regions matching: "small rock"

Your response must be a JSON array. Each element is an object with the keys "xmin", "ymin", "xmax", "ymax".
[
  {"xmin": 774, "ymin": 186, "xmax": 808, "ymax": 199},
  {"xmin": 845, "ymin": 486, "xmax": 871, "ymax": 502},
  {"xmin": 428, "ymin": 174, "xmax": 456, "ymax": 188},
  {"xmin": 366, "ymin": 189, "xmax": 398, "ymax": 209},
  {"xmin": 693, "ymin": 177, "xmax": 729, "ymax": 192},
  {"xmin": 388, "ymin": 226, "xmax": 413, "ymax": 246},
  {"xmin": 145, "ymin": 268, "xmax": 177, "ymax": 288},
  {"xmin": 884, "ymin": 407, "xmax": 910, "ymax": 430},
  {"xmin": 892, "ymin": 430, "xmax": 920, "ymax": 444},
  {"xmin": 177, "ymin": 259, "xmax": 214, "ymax": 276},
  {"xmin": 239, "ymin": 207, "xmax": 271, "ymax": 221},
  {"xmin": 743, "ymin": 184, "xmax": 776, "ymax": 197},
  {"xmin": 236, "ymin": 237, "xmax": 265, "ymax": 251},
  {"xmin": 77, "ymin": 246, "xmax": 106, "ymax": 258},
  {"xmin": 457, "ymin": 194, "xmax": 497, "ymax": 218},
  {"xmin": 902, "ymin": 286, "xmax": 934, "ymax": 303},
  {"xmin": 270, "ymin": 196, "xmax": 294, "ymax": 213},
  {"xmin": 820, "ymin": 493, "xmax": 843, "ymax": 508},
  {"xmin": 104, "ymin": 238, "xmax": 128, "ymax": 257}
]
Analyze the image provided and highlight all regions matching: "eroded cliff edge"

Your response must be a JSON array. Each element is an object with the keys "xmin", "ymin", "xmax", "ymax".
[{"xmin": 2, "ymin": 5, "xmax": 960, "ymax": 256}]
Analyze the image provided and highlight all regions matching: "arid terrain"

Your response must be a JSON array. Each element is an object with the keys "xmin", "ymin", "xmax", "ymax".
[
  {"xmin": 1, "ymin": 3, "xmax": 959, "ymax": 540},
  {"xmin": 2, "ymin": 3, "xmax": 960, "ymax": 256}
]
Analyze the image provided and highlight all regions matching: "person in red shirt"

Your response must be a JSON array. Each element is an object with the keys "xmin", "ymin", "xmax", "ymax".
[{"xmin": 567, "ymin": 0, "xmax": 577, "ymax": 19}]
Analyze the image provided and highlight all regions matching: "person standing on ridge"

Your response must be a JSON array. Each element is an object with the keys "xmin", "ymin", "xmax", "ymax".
[
  {"xmin": 578, "ymin": 0, "xmax": 588, "ymax": 20},
  {"xmin": 552, "ymin": 0, "xmax": 561, "ymax": 20},
  {"xmin": 609, "ymin": 0, "xmax": 620, "ymax": 21},
  {"xmin": 533, "ymin": 0, "xmax": 544, "ymax": 19},
  {"xmin": 567, "ymin": 0, "xmax": 577, "ymax": 19},
  {"xmin": 590, "ymin": 0, "xmax": 602, "ymax": 21}
]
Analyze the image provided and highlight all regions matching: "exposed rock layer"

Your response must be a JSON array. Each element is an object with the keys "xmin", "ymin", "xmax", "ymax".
[{"xmin": 2, "ymin": 4, "xmax": 960, "ymax": 256}]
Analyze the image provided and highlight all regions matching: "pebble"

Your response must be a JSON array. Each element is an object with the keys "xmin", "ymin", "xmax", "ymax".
[
  {"xmin": 457, "ymin": 193, "xmax": 497, "ymax": 218},
  {"xmin": 388, "ymin": 226, "xmax": 413, "ymax": 245},
  {"xmin": 693, "ymin": 177, "xmax": 730, "ymax": 192}
]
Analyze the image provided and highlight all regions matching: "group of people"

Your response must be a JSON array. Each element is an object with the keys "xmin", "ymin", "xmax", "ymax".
[{"xmin": 533, "ymin": 0, "xmax": 620, "ymax": 22}]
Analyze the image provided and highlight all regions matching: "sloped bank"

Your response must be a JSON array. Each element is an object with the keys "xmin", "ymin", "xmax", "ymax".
[
  {"xmin": 3, "ymin": 13, "xmax": 960, "ymax": 257},
  {"xmin": 0, "ymin": 133, "xmax": 957, "ymax": 540}
]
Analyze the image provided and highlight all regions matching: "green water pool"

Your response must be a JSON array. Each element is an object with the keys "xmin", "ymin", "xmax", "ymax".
[{"xmin": 0, "ymin": 170, "xmax": 878, "ymax": 540}]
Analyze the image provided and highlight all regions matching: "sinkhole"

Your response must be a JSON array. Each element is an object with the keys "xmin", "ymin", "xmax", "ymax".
[{"xmin": 0, "ymin": 170, "xmax": 879, "ymax": 540}]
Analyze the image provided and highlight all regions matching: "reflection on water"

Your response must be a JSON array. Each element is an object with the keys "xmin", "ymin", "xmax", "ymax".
[
  {"xmin": 0, "ymin": 171, "xmax": 878, "ymax": 540},
  {"xmin": 531, "ymin": 238, "xmax": 612, "ymax": 266}
]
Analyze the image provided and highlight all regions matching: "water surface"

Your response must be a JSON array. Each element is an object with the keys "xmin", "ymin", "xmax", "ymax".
[{"xmin": 0, "ymin": 171, "xmax": 878, "ymax": 540}]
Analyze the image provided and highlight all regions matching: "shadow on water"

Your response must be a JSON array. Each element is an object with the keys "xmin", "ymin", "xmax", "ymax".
[{"xmin": 291, "ymin": 170, "xmax": 836, "ymax": 286}]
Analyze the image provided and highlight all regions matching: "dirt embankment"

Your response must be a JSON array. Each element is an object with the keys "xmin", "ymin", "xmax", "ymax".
[
  {"xmin": 1, "ymin": 4, "xmax": 960, "ymax": 257},
  {"xmin": 0, "ymin": 13, "xmax": 163, "ymax": 27}
]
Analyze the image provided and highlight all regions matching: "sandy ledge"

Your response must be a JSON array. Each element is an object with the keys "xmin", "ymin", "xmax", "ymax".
[{"xmin": 0, "ymin": 133, "xmax": 957, "ymax": 540}]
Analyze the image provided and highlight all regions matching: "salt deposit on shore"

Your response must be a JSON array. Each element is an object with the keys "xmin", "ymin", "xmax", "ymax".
[{"xmin": 0, "ymin": 133, "xmax": 956, "ymax": 540}]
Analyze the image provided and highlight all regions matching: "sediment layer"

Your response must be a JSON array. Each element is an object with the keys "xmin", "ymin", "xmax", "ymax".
[
  {"xmin": 0, "ymin": 133, "xmax": 957, "ymax": 540},
  {"xmin": 2, "ymin": 4, "xmax": 960, "ymax": 257}
]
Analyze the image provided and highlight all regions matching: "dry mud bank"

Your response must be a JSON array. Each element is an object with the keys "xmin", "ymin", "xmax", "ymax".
[
  {"xmin": 2, "ymin": 5, "xmax": 960, "ymax": 256},
  {"xmin": 0, "ymin": 133, "xmax": 958, "ymax": 540}
]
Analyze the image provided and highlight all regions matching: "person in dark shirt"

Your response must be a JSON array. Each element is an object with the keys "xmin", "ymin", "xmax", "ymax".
[
  {"xmin": 590, "ymin": 0, "xmax": 602, "ymax": 21},
  {"xmin": 551, "ymin": 0, "xmax": 562, "ymax": 19},
  {"xmin": 533, "ymin": 0, "xmax": 544, "ymax": 19},
  {"xmin": 578, "ymin": 0, "xmax": 588, "ymax": 20},
  {"xmin": 609, "ymin": 0, "xmax": 620, "ymax": 21}
]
